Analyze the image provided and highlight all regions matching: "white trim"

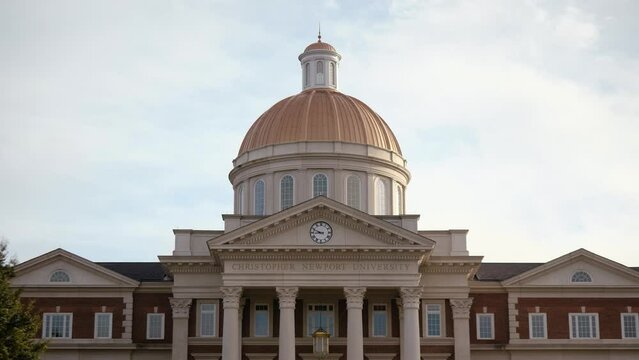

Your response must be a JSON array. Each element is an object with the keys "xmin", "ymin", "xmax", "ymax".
[
  {"xmin": 528, "ymin": 312, "xmax": 547, "ymax": 339},
  {"xmin": 370, "ymin": 302, "xmax": 390, "ymax": 337},
  {"xmin": 94, "ymin": 312, "xmax": 113, "ymax": 339},
  {"xmin": 43, "ymin": 312, "xmax": 73, "ymax": 339},
  {"xmin": 146, "ymin": 313, "xmax": 165, "ymax": 340},
  {"xmin": 476, "ymin": 313, "xmax": 495, "ymax": 340},
  {"xmin": 423, "ymin": 301, "xmax": 445, "ymax": 338},
  {"xmin": 621, "ymin": 313, "xmax": 639, "ymax": 339},
  {"xmin": 197, "ymin": 300, "xmax": 218, "ymax": 337},
  {"xmin": 568, "ymin": 313, "xmax": 599, "ymax": 339}
]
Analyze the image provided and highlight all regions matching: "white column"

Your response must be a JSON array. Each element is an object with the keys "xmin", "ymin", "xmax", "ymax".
[
  {"xmin": 450, "ymin": 298, "xmax": 473, "ymax": 360},
  {"xmin": 395, "ymin": 298, "xmax": 404, "ymax": 358},
  {"xmin": 400, "ymin": 287, "xmax": 422, "ymax": 360},
  {"xmin": 221, "ymin": 287, "xmax": 243, "ymax": 360},
  {"xmin": 170, "ymin": 298, "xmax": 192, "ymax": 360},
  {"xmin": 277, "ymin": 287, "xmax": 299, "ymax": 360},
  {"xmin": 344, "ymin": 287, "xmax": 366, "ymax": 360}
]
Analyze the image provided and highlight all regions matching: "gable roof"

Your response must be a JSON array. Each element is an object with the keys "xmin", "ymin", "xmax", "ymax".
[
  {"xmin": 97, "ymin": 262, "xmax": 170, "ymax": 282},
  {"xmin": 208, "ymin": 196, "xmax": 435, "ymax": 250},
  {"xmin": 475, "ymin": 263, "xmax": 544, "ymax": 281}
]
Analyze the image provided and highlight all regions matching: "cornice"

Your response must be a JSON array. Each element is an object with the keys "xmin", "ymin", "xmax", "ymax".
[{"xmin": 215, "ymin": 251, "xmax": 425, "ymax": 262}]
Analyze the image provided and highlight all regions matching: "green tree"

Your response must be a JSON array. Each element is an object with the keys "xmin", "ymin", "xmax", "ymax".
[{"xmin": 0, "ymin": 240, "xmax": 46, "ymax": 360}]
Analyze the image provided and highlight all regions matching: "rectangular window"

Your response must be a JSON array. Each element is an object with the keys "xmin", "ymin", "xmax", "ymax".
[
  {"xmin": 94, "ymin": 313, "xmax": 112, "ymax": 339},
  {"xmin": 254, "ymin": 304, "xmax": 269, "ymax": 337},
  {"xmin": 43, "ymin": 313, "xmax": 72, "ymax": 338},
  {"xmin": 569, "ymin": 313, "xmax": 598, "ymax": 339},
  {"xmin": 529, "ymin": 313, "xmax": 547, "ymax": 339},
  {"xmin": 307, "ymin": 304, "xmax": 335, "ymax": 336},
  {"xmin": 476, "ymin": 313, "xmax": 494, "ymax": 340},
  {"xmin": 372, "ymin": 304, "xmax": 388, "ymax": 337},
  {"xmin": 621, "ymin": 313, "xmax": 638, "ymax": 339},
  {"xmin": 200, "ymin": 303, "xmax": 217, "ymax": 337},
  {"xmin": 146, "ymin": 313, "xmax": 165, "ymax": 340},
  {"xmin": 426, "ymin": 304, "xmax": 442, "ymax": 337}
]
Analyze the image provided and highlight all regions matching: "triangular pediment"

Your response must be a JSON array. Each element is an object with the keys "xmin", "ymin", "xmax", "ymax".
[
  {"xmin": 208, "ymin": 196, "xmax": 435, "ymax": 251},
  {"xmin": 502, "ymin": 249, "xmax": 639, "ymax": 287},
  {"xmin": 12, "ymin": 248, "xmax": 139, "ymax": 288}
]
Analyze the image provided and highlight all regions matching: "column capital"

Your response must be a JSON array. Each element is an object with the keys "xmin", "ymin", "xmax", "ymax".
[
  {"xmin": 221, "ymin": 286, "xmax": 243, "ymax": 309},
  {"xmin": 169, "ymin": 297, "xmax": 192, "ymax": 319},
  {"xmin": 276, "ymin": 287, "xmax": 299, "ymax": 309},
  {"xmin": 450, "ymin": 298, "xmax": 474, "ymax": 319},
  {"xmin": 344, "ymin": 287, "xmax": 366, "ymax": 309},
  {"xmin": 399, "ymin": 287, "xmax": 422, "ymax": 309}
]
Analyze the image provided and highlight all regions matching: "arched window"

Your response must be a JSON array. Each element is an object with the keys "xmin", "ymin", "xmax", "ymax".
[
  {"xmin": 50, "ymin": 270, "xmax": 70, "ymax": 283},
  {"xmin": 313, "ymin": 174, "xmax": 328, "ymax": 197},
  {"xmin": 281, "ymin": 175, "xmax": 294, "ymax": 210},
  {"xmin": 395, "ymin": 186, "xmax": 403, "ymax": 215},
  {"xmin": 316, "ymin": 61, "xmax": 324, "ymax": 84},
  {"xmin": 571, "ymin": 271, "xmax": 592, "ymax": 283},
  {"xmin": 347, "ymin": 176, "xmax": 361, "ymax": 209},
  {"xmin": 375, "ymin": 179, "xmax": 387, "ymax": 215},
  {"xmin": 305, "ymin": 63, "xmax": 310, "ymax": 86},
  {"xmin": 329, "ymin": 62, "xmax": 335, "ymax": 86},
  {"xmin": 254, "ymin": 180, "xmax": 265, "ymax": 216}
]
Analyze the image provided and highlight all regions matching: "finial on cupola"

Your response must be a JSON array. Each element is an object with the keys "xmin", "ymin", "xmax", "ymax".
[{"xmin": 318, "ymin": 22, "xmax": 322, "ymax": 42}]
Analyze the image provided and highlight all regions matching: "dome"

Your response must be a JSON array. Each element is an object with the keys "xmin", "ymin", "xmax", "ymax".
[
  {"xmin": 304, "ymin": 40, "xmax": 336, "ymax": 53},
  {"xmin": 238, "ymin": 89, "xmax": 403, "ymax": 155}
]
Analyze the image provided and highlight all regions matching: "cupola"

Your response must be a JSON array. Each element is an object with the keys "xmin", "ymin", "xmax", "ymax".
[{"xmin": 298, "ymin": 32, "xmax": 341, "ymax": 91}]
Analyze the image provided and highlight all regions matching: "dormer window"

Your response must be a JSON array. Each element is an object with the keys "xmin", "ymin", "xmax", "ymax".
[
  {"xmin": 50, "ymin": 270, "xmax": 70, "ymax": 283},
  {"xmin": 571, "ymin": 271, "xmax": 592, "ymax": 283}
]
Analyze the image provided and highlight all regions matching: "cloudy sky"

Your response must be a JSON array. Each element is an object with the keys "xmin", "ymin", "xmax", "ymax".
[{"xmin": 1, "ymin": 0, "xmax": 638, "ymax": 266}]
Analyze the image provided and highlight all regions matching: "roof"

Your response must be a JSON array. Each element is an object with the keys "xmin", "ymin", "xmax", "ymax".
[
  {"xmin": 238, "ymin": 89, "xmax": 402, "ymax": 155},
  {"xmin": 304, "ymin": 40, "xmax": 336, "ymax": 52},
  {"xmin": 97, "ymin": 262, "xmax": 170, "ymax": 282},
  {"xmin": 475, "ymin": 263, "xmax": 544, "ymax": 281}
]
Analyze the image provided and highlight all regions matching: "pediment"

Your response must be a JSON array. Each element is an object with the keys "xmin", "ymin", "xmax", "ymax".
[
  {"xmin": 12, "ymin": 248, "xmax": 139, "ymax": 288},
  {"xmin": 502, "ymin": 249, "xmax": 639, "ymax": 287},
  {"xmin": 208, "ymin": 196, "xmax": 435, "ymax": 251}
]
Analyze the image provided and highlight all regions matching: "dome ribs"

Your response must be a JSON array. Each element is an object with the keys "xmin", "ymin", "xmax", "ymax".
[{"xmin": 237, "ymin": 91, "xmax": 402, "ymax": 156}]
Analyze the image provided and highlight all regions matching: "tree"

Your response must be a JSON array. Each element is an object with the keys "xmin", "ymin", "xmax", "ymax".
[{"xmin": 0, "ymin": 240, "xmax": 46, "ymax": 360}]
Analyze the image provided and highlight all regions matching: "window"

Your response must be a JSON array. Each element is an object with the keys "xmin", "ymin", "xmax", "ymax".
[
  {"xmin": 425, "ymin": 304, "xmax": 442, "ymax": 337},
  {"xmin": 146, "ymin": 313, "xmax": 165, "ymax": 340},
  {"xmin": 200, "ymin": 303, "xmax": 217, "ymax": 337},
  {"xmin": 94, "ymin": 313, "xmax": 112, "ymax": 338},
  {"xmin": 395, "ymin": 186, "xmax": 403, "ymax": 215},
  {"xmin": 49, "ymin": 270, "xmax": 70, "ymax": 282},
  {"xmin": 569, "ymin": 313, "xmax": 598, "ymax": 339},
  {"xmin": 621, "ymin": 313, "xmax": 638, "ymax": 339},
  {"xmin": 43, "ymin": 313, "xmax": 72, "ymax": 338},
  {"xmin": 305, "ymin": 63, "xmax": 310, "ymax": 86},
  {"xmin": 372, "ymin": 304, "xmax": 388, "ymax": 337},
  {"xmin": 346, "ymin": 175, "xmax": 361, "ymax": 209},
  {"xmin": 313, "ymin": 173, "xmax": 328, "ymax": 197},
  {"xmin": 375, "ymin": 179, "xmax": 387, "ymax": 215},
  {"xmin": 329, "ymin": 62, "xmax": 335, "ymax": 86},
  {"xmin": 237, "ymin": 184, "xmax": 245, "ymax": 214},
  {"xmin": 254, "ymin": 180, "xmax": 265, "ymax": 216},
  {"xmin": 280, "ymin": 175, "xmax": 294, "ymax": 210},
  {"xmin": 476, "ymin": 313, "xmax": 494, "ymax": 340},
  {"xmin": 529, "ymin": 313, "xmax": 547, "ymax": 339},
  {"xmin": 316, "ymin": 61, "xmax": 324, "ymax": 84},
  {"xmin": 571, "ymin": 271, "xmax": 592, "ymax": 283},
  {"xmin": 307, "ymin": 304, "xmax": 334, "ymax": 336},
  {"xmin": 254, "ymin": 304, "xmax": 269, "ymax": 337}
]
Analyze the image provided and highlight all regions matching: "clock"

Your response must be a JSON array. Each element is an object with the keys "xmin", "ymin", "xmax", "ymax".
[{"xmin": 309, "ymin": 221, "xmax": 333, "ymax": 244}]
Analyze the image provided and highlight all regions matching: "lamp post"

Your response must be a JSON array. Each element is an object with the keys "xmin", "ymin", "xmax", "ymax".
[{"xmin": 312, "ymin": 327, "xmax": 330, "ymax": 359}]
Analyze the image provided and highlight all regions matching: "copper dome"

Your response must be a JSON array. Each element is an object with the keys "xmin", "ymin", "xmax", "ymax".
[
  {"xmin": 238, "ymin": 89, "xmax": 402, "ymax": 155},
  {"xmin": 304, "ymin": 41, "xmax": 337, "ymax": 52}
]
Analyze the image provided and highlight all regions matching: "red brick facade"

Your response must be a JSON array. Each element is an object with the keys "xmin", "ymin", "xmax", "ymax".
[
  {"xmin": 132, "ymin": 292, "xmax": 173, "ymax": 343},
  {"xmin": 469, "ymin": 293, "xmax": 509, "ymax": 344}
]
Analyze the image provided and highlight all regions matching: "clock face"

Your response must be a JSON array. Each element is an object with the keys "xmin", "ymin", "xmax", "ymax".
[{"xmin": 309, "ymin": 221, "xmax": 333, "ymax": 244}]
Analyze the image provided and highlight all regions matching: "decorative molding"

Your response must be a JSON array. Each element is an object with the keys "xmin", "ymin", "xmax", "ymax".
[
  {"xmin": 220, "ymin": 287, "xmax": 242, "ymax": 309},
  {"xmin": 400, "ymin": 287, "xmax": 422, "ymax": 309},
  {"xmin": 276, "ymin": 287, "xmax": 299, "ymax": 309},
  {"xmin": 169, "ymin": 297, "xmax": 192, "ymax": 319},
  {"xmin": 216, "ymin": 252, "xmax": 425, "ymax": 262},
  {"xmin": 164, "ymin": 263, "xmax": 221, "ymax": 274},
  {"xmin": 344, "ymin": 287, "xmax": 366, "ymax": 309},
  {"xmin": 450, "ymin": 298, "xmax": 473, "ymax": 319}
]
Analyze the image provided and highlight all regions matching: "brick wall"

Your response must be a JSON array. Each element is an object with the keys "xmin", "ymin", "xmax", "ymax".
[
  {"xmin": 469, "ymin": 293, "xmax": 509, "ymax": 344},
  {"xmin": 518, "ymin": 297, "xmax": 639, "ymax": 339},
  {"xmin": 25, "ymin": 297, "xmax": 125, "ymax": 339},
  {"xmin": 132, "ymin": 292, "xmax": 172, "ymax": 343}
]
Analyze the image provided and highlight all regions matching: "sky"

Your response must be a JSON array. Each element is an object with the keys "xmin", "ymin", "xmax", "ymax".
[{"xmin": 1, "ymin": 0, "xmax": 638, "ymax": 265}]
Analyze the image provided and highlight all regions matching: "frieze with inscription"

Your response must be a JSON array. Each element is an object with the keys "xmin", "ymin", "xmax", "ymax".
[{"xmin": 227, "ymin": 261, "xmax": 414, "ymax": 273}]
